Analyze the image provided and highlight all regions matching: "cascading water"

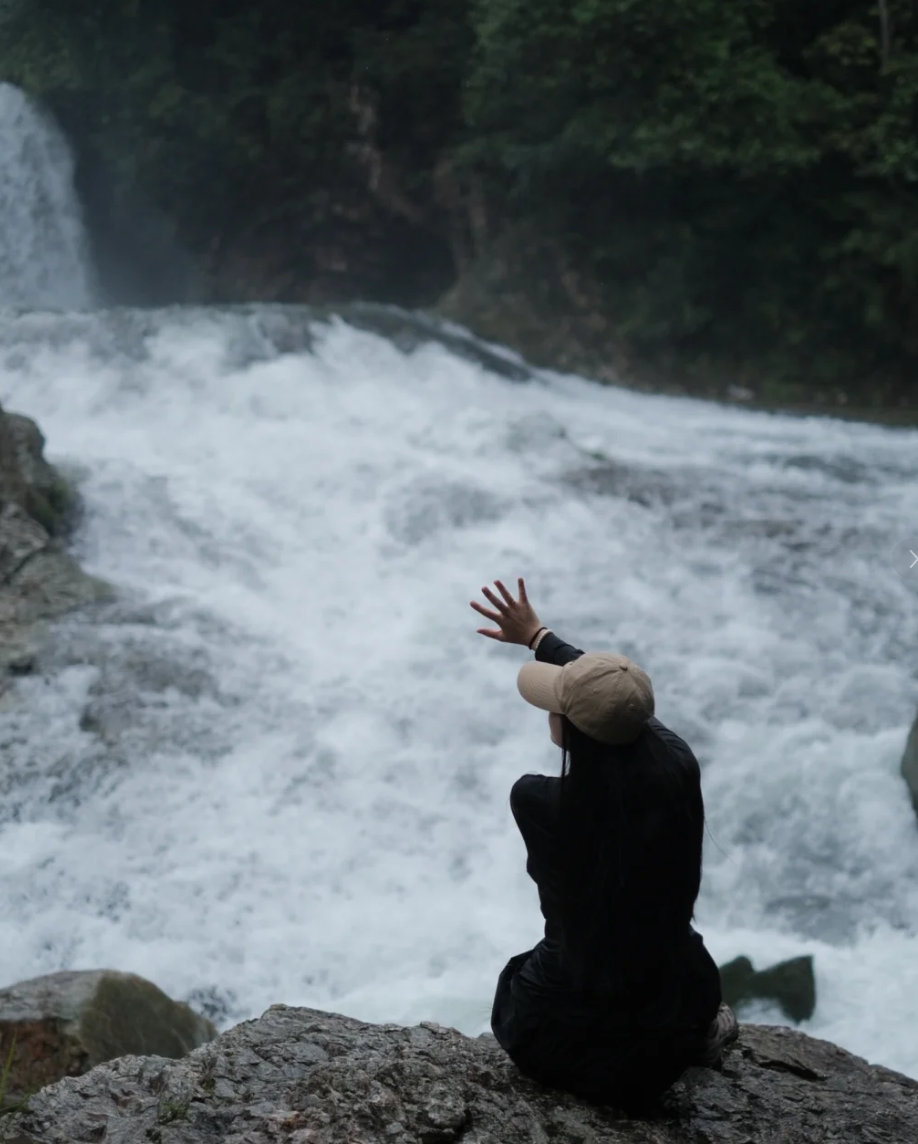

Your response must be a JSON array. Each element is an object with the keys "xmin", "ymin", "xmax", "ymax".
[
  {"xmin": 0, "ymin": 83, "xmax": 94, "ymax": 309},
  {"xmin": 0, "ymin": 88, "xmax": 917, "ymax": 1082}
]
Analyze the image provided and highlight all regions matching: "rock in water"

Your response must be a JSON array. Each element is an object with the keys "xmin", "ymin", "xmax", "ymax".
[
  {"xmin": 0, "ymin": 970, "xmax": 217, "ymax": 1108},
  {"xmin": 2, "ymin": 412, "xmax": 77, "ymax": 536},
  {"xmin": 0, "ymin": 400, "xmax": 107, "ymax": 681},
  {"xmin": 1, "ymin": 1005, "xmax": 915, "ymax": 1143},
  {"xmin": 902, "ymin": 713, "xmax": 918, "ymax": 820},
  {"xmin": 719, "ymin": 955, "xmax": 816, "ymax": 1023}
]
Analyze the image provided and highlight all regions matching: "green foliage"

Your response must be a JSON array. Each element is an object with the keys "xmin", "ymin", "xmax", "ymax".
[
  {"xmin": 1, "ymin": 0, "xmax": 918, "ymax": 390},
  {"xmin": 465, "ymin": 0, "xmax": 824, "ymax": 177},
  {"xmin": 0, "ymin": 0, "xmax": 471, "ymax": 265},
  {"xmin": 157, "ymin": 1096, "xmax": 190, "ymax": 1124},
  {"xmin": 461, "ymin": 0, "xmax": 918, "ymax": 387}
]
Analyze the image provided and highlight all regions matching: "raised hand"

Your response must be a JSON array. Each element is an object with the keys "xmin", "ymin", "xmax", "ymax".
[{"xmin": 470, "ymin": 577, "xmax": 544, "ymax": 646}]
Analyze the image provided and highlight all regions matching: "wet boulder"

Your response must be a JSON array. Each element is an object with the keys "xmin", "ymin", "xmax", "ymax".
[
  {"xmin": 0, "ymin": 401, "xmax": 108, "ymax": 682},
  {"xmin": 1, "ymin": 412, "xmax": 77, "ymax": 537}
]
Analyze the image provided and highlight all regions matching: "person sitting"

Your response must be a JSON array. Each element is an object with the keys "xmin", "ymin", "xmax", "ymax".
[{"xmin": 471, "ymin": 577, "xmax": 737, "ymax": 1109}]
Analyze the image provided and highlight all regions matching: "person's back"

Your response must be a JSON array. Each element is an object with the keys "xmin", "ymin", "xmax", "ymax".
[{"xmin": 471, "ymin": 578, "xmax": 736, "ymax": 1107}]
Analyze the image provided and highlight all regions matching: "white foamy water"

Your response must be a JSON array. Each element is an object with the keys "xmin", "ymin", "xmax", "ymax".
[
  {"xmin": 0, "ymin": 83, "xmax": 94, "ymax": 309},
  {"xmin": 0, "ymin": 306, "xmax": 916, "ymax": 1077}
]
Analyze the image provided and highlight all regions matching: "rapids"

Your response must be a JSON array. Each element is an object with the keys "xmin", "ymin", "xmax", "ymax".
[
  {"xmin": 1, "ymin": 82, "xmax": 917, "ymax": 1080},
  {"xmin": 0, "ymin": 305, "xmax": 916, "ymax": 1078}
]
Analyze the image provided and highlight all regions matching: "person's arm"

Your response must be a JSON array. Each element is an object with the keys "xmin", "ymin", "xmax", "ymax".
[
  {"xmin": 533, "ymin": 631, "xmax": 583, "ymax": 666},
  {"xmin": 470, "ymin": 577, "xmax": 586, "ymax": 664},
  {"xmin": 509, "ymin": 773, "xmax": 561, "ymax": 892}
]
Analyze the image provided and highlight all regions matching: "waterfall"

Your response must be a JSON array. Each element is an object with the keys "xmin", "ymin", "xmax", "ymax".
[{"xmin": 0, "ymin": 83, "xmax": 94, "ymax": 310}]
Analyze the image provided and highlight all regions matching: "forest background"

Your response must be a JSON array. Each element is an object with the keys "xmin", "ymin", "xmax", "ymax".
[{"xmin": 2, "ymin": 0, "xmax": 918, "ymax": 411}]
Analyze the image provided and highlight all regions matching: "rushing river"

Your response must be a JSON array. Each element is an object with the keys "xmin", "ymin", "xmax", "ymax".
[{"xmin": 1, "ymin": 84, "xmax": 917, "ymax": 1080}]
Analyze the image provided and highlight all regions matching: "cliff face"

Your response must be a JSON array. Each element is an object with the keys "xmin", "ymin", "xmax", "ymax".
[{"xmin": 1, "ymin": 1005, "xmax": 915, "ymax": 1144}]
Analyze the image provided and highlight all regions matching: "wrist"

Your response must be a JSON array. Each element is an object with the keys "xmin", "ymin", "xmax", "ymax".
[{"xmin": 528, "ymin": 626, "xmax": 551, "ymax": 651}]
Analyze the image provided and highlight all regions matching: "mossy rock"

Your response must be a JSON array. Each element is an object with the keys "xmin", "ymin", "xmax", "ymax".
[
  {"xmin": 23, "ymin": 472, "xmax": 77, "ymax": 537},
  {"xmin": 0, "ymin": 403, "xmax": 112, "ymax": 671},
  {"xmin": 3, "ymin": 413, "xmax": 79, "ymax": 537},
  {"xmin": 0, "ymin": 970, "xmax": 217, "ymax": 1108}
]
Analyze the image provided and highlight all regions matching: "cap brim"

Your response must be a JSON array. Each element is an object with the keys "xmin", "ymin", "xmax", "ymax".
[{"xmin": 517, "ymin": 661, "xmax": 563, "ymax": 713}]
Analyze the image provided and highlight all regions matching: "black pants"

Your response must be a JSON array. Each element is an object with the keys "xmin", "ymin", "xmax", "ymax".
[{"xmin": 491, "ymin": 935, "xmax": 721, "ymax": 1109}]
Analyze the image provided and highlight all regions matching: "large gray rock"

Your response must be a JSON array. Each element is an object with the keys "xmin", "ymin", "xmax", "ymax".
[
  {"xmin": 1, "ymin": 1005, "xmax": 915, "ymax": 1143},
  {"xmin": 0, "ymin": 970, "xmax": 217, "ymax": 1109},
  {"xmin": 0, "ymin": 401, "xmax": 108, "ymax": 682},
  {"xmin": 902, "ymin": 712, "xmax": 918, "ymax": 820}
]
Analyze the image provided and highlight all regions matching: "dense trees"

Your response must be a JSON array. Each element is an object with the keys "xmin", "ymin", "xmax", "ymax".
[
  {"xmin": 0, "ymin": 0, "xmax": 471, "ymax": 302},
  {"xmin": 2, "ymin": 0, "xmax": 917, "ymax": 397},
  {"xmin": 463, "ymin": 0, "xmax": 918, "ymax": 391}
]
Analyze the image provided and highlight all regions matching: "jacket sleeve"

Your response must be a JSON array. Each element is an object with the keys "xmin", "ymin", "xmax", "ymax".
[{"xmin": 534, "ymin": 631, "xmax": 583, "ymax": 665}]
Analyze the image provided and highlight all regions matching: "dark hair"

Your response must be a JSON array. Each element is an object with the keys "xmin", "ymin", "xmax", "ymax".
[{"xmin": 557, "ymin": 717, "xmax": 705, "ymax": 995}]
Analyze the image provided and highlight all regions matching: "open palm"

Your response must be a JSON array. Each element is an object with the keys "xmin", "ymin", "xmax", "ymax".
[{"xmin": 470, "ymin": 578, "xmax": 544, "ymax": 646}]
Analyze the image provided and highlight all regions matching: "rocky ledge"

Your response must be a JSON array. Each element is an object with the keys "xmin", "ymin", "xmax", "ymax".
[{"xmin": 1, "ymin": 1006, "xmax": 915, "ymax": 1144}]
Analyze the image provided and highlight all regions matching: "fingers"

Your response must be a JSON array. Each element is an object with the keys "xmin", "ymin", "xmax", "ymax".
[
  {"xmin": 494, "ymin": 579, "xmax": 516, "ymax": 606},
  {"xmin": 481, "ymin": 586, "xmax": 510, "ymax": 614},
  {"xmin": 470, "ymin": 599, "xmax": 502, "ymax": 622},
  {"xmin": 474, "ymin": 578, "xmax": 535, "ymax": 647}
]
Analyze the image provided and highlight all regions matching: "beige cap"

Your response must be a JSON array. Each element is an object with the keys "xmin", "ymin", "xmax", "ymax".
[{"xmin": 517, "ymin": 652, "xmax": 654, "ymax": 745}]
